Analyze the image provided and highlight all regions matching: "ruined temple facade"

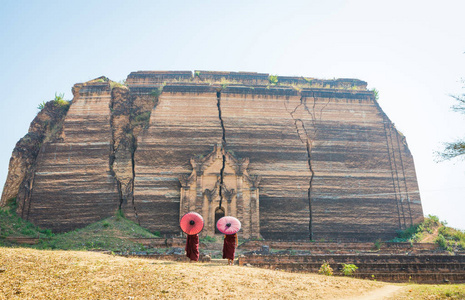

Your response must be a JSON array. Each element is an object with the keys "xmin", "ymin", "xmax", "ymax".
[
  {"xmin": 1, "ymin": 71, "xmax": 424, "ymax": 241},
  {"xmin": 179, "ymin": 143, "xmax": 261, "ymax": 238}
]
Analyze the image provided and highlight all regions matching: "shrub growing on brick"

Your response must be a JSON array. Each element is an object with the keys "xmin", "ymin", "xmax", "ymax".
[
  {"xmin": 318, "ymin": 261, "xmax": 333, "ymax": 276},
  {"xmin": 341, "ymin": 263, "xmax": 358, "ymax": 276}
]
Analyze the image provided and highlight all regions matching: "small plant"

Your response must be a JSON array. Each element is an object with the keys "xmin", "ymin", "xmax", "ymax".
[
  {"xmin": 54, "ymin": 92, "xmax": 65, "ymax": 101},
  {"xmin": 115, "ymin": 209, "xmax": 124, "ymax": 221},
  {"xmin": 303, "ymin": 77, "xmax": 312, "ymax": 84},
  {"xmin": 373, "ymin": 239, "xmax": 382, "ymax": 250},
  {"xmin": 110, "ymin": 80, "xmax": 127, "ymax": 89},
  {"xmin": 268, "ymin": 75, "xmax": 278, "ymax": 85},
  {"xmin": 341, "ymin": 263, "xmax": 358, "ymax": 276},
  {"xmin": 102, "ymin": 221, "xmax": 110, "ymax": 228},
  {"xmin": 150, "ymin": 87, "xmax": 163, "ymax": 97},
  {"xmin": 371, "ymin": 88, "xmax": 379, "ymax": 100},
  {"xmin": 37, "ymin": 101, "xmax": 47, "ymax": 110},
  {"xmin": 53, "ymin": 92, "xmax": 70, "ymax": 110},
  {"xmin": 318, "ymin": 261, "xmax": 333, "ymax": 276}
]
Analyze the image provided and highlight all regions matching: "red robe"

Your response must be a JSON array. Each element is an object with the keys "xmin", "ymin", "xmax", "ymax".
[
  {"xmin": 185, "ymin": 234, "xmax": 199, "ymax": 261},
  {"xmin": 222, "ymin": 234, "xmax": 237, "ymax": 260}
]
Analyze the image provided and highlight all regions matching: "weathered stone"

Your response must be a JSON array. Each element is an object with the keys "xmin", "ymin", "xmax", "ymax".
[
  {"xmin": 9, "ymin": 78, "xmax": 121, "ymax": 232},
  {"xmin": 1, "ymin": 71, "xmax": 424, "ymax": 241},
  {"xmin": 238, "ymin": 253, "xmax": 465, "ymax": 283},
  {"xmin": 1, "ymin": 99, "xmax": 69, "ymax": 214}
]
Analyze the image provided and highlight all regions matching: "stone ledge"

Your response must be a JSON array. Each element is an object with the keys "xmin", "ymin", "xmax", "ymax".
[
  {"xmin": 195, "ymin": 70, "xmax": 269, "ymax": 85},
  {"xmin": 162, "ymin": 84, "xmax": 218, "ymax": 94},
  {"xmin": 125, "ymin": 70, "xmax": 369, "ymax": 91},
  {"xmin": 127, "ymin": 71, "xmax": 193, "ymax": 85},
  {"xmin": 238, "ymin": 254, "xmax": 465, "ymax": 283}
]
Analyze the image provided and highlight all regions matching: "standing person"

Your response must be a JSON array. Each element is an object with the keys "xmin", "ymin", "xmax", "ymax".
[
  {"xmin": 222, "ymin": 233, "xmax": 238, "ymax": 265},
  {"xmin": 185, "ymin": 233, "xmax": 199, "ymax": 262}
]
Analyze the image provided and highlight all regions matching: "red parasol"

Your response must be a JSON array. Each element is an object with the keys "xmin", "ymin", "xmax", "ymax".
[
  {"xmin": 216, "ymin": 216, "xmax": 241, "ymax": 235},
  {"xmin": 180, "ymin": 212, "xmax": 204, "ymax": 235}
]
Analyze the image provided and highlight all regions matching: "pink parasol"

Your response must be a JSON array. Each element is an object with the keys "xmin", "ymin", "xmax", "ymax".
[
  {"xmin": 180, "ymin": 212, "xmax": 204, "ymax": 235},
  {"xmin": 216, "ymin": 216, "xmax": 241, "ymax": 235}
]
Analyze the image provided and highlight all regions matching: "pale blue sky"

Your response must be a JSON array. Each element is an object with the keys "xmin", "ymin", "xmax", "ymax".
[{"xmin": 1, "ymin": 0, "xmax": 465, "ymax": 229}]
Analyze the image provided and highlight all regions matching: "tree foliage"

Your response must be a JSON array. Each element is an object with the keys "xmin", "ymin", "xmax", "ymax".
[{"xmin": 437, "ymin": 80, "xmax": 465, "ymax": 161}]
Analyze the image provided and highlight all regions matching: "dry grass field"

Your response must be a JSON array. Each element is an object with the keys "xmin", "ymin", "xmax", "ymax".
[
  {"xmin": 1, "ymin": 247, "xmax": 465, "ymax": 299},
  {"xmin": 0, "ymin": 247, "xmax": 385, "ymax": 299}
]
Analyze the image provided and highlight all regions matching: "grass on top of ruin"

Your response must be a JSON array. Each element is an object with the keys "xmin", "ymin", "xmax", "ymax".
[
  {"xmin": 0, "ymin": 203, "xmax": 161, "ymax": 252},
  {"xmin": 390, "ymin": 215, "xmax": 465, "ymax": 252}
]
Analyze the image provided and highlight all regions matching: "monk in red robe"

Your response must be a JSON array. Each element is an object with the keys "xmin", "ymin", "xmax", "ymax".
[
  {"xmin": 185, "ymin": 234, "xmax": 199, "ymax": 262},
  {"xmin": 222, "ymin": 233, "xmax": 238, "ymax": 265}
]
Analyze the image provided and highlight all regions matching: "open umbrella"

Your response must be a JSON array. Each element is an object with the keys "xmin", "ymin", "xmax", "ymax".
[
  {"xmin": 180, "ymin": 212, "xmax": 204, "ymax": 235},
  {"xmin": 216, "ymin": 216, "xmax": 241, "ymax": 235}
]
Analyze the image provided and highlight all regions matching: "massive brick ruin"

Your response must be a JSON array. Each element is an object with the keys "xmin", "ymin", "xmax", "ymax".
[{"xmin": 1, "ymin": 71, "xmax": 424, "ymax": 241}]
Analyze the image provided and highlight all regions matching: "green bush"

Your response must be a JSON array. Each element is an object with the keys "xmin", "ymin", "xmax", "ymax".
[
  {"xmin": 435, "ymin": 225, "xmax": 465, "ymax": 251},
  {"xmin": 341, "ymin": 263, "xmax": 358, "ymax": 276},
  {"xmin": 110, "ymin": 80, "xmax": 127, "ymax": 89},
  {"xmin": 268, "ymin": 75, "xmax": 278, "ymax": 85},
  {"xmin": 392, "ymin": 215, "xmax": 442, "ymax": 243},
  {"xmin": 318, "ymin": 261, "xmax": 333, "ymax": 276},
  {"xmin": 435, "ymin": 234, "xmax": 451, "ymax": 251}
]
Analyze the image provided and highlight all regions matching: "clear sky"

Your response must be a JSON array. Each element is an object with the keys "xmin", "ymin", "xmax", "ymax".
[{"xmin": 1, "ymin": 0, "xmax": 464, "ymax": 229}]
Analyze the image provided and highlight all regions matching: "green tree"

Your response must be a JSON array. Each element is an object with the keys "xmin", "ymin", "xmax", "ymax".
[{"xmin": 438, "ymin": 80, "xmax": 465, "ymax": 160}]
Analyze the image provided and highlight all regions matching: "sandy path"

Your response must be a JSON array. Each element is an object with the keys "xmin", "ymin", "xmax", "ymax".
[{"xmin": 343, "ymin": 285, "xmax": 405, "ymax": 300}]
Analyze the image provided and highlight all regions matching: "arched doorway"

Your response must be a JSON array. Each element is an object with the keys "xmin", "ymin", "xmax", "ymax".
[{"xmin": 214, "ymin": 207, "xmax": 225, "ymax": 234}]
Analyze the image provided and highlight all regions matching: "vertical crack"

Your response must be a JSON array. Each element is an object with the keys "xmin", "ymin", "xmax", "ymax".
[
  {"xmin": 305, "ymin": 138, "xmax": 314, "ymax": 241},
  {"xmin": 284, "ymin": 95, "xmax": 314, "ymax": 240},
  {"xmin": 285, "ymin": 93, "xmax": 330, "ymax": 240},
  {"xmin": 217, "ymin": 90, "xmax": 226, "ymax": 209},
  {"xmin": 109, "ymin": 85, "xmax": 141, "ymax": 224},
  {"xmin": 22, "ymin": 170, "xmax": 36, "ymax": 221},
  {"xmin": 129, "ymin": 134, "xmax": 139, "ymax": 224}
]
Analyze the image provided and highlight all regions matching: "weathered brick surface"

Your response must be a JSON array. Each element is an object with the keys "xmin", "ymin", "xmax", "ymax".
[
  {"xmin": 238, "ymin": 240, "xmax": 438, "ymax": 253},
  {"xmin": 22, "ymin": 81, "xmax": 120, "ymax": 232},
  {"xmin": 132, "ymin": 86, "xmax": 223, "ymax": 234},
  {"xmin": 2, "ymin": 71, "xmax": 424, "ymax": 240},
  {"xmin": 221, "ymin": 87, "xmax": 310, "ymax": 239},
  {"xmin": 238, "ymin": 254, "xmax": 465, "ymax": 283}
]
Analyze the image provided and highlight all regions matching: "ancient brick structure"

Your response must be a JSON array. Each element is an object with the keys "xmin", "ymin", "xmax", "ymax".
[
  {"xmin": 1, "ymin": 71, "xmax": 424, "ymax": 241},
  {"xmin": 238, "ymin": 253, "xmax": 465, "ymax": 283},
  {"xmin": 179, "ymin": 143, "xmax": 261, "ymax": 238}
]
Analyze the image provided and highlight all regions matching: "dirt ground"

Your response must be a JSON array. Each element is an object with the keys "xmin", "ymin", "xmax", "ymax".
[{"xmin": 0, "ymin": 247, "xmax": 394, "ymax": 299}]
